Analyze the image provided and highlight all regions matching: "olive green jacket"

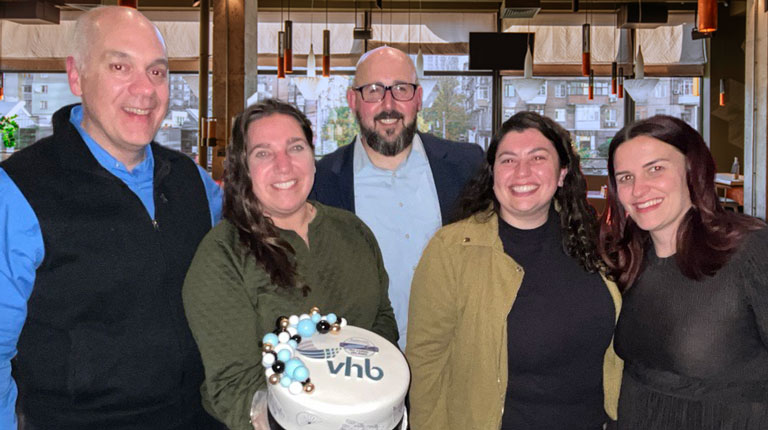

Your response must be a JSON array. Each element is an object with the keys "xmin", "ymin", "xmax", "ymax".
[{"xmin": 406, "ymin": 211, "xmax": 623, "ymax": 430}]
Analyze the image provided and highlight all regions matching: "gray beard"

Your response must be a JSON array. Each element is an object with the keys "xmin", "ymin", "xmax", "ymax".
[{"xmin": 357, "ymin": 115, "xmax": 418, "ymax": 157}]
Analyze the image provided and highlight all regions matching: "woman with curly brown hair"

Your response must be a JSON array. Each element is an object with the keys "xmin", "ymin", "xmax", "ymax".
[
  {"xmin": 599, "ymin": 115, "xmax": 768, "ymax": 429},
  {"xmin": 406, "ymin": 111, "xmax": 622, "ymax": 430},
  {"xmin": 182, "ymin": 99, "xmax": 397, "ymax": 430}
]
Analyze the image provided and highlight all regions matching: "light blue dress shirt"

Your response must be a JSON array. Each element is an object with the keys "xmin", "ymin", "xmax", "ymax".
[
  {"xmin": 0, "ymin": 105, "xmax": 223, "ymax": 428},
  {"xmin": 353, "ymin": 134, "xmax": 442, "ymax": 350}
]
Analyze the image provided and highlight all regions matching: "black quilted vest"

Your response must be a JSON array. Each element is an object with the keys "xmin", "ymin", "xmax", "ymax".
[{"xmin": 2, "ymin": 105, "xmax": 215, "ymax": 429}]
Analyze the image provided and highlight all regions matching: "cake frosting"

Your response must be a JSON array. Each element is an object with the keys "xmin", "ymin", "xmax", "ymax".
[{"xmin": 262, "ymin": 311, "xmax": 409, "ymax": 430}]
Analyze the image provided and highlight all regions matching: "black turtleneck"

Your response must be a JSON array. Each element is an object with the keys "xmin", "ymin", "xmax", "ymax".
[{"xmin": 499, "ymin": 210, "xmax": 614, "ymax": 430}]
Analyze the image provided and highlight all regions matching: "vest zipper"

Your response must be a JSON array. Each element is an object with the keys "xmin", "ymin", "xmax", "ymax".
[{"xmin": 152, "ymin": 219, "xmax": 160, "ymax": 231}]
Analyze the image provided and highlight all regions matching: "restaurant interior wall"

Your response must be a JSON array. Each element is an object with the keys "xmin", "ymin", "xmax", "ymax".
[{"xmin": 708, "ymin": 3, "xmax": 747, "ymax": 175}]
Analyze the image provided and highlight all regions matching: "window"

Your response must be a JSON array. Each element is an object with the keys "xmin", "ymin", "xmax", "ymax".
[
  {"xmin": 680, "ymin": 80, "xmax": 693, "ymax": 96},
  {"xmin": 655, "ymin": 82, "xmax": 669, "ymax": 98},
  {"xmin": 529, "ymin": 105, "xmax": 545, "ymax": 116},
  {"xmin": 604, "ymin": 109, "xmax": 617, "ymax": 127},
  {"xmin": 39, "ymin": 101, "xmax": 48, "ymax": 110},
  {"xmin": 554, "ymin": 108, "xmax": 566, "ymax": 122},
  {"xmin": 503, "ymin": 108, "xmax": 515, "ymax": 121},
  {"xmin": 555, "ymin": 83, "xmax": 567, "ymax": 98},
  {"xmin": 595, "ymin": 82, "xmax": 609, "ymax": 96},
  {"xmin": 40, "ymin": 85, "xmax": 48, "ymax": 94},
  {"xmin": 504, "ymin": 84, "xmax": 515, "ymax": 98},
  {"xmin": 569, "ymin": 82, "xmax": 588, "ymax": 96},
  {"xmin": 634, "ymin": 78, "xmax": 701, "ymax": 131},
  {"xmin": 538, "ymin": 84, "xmax": 547, "ymax": 96},
  {"xmin": 477, "ymin": 86, "xmax": 490, "ymax": 101}
]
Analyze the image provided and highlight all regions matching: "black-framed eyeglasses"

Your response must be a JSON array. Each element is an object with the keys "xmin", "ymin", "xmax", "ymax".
[{"xmin": 354, "ymin": 83, "xmax": 419, "ymax": 102}]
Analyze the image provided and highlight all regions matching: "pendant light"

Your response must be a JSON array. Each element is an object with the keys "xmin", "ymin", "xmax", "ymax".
[
  {"xmin": 0, "ymin": 73, "xmax": 4, "ymax": 101},
  {"xmin": 618, "ymin": 68, "xmax": 624, "ymax": 98},
  {"xmin": 117, "ymin": 0, "xmax": 137, "ymax": 8},
  {"xmin": 415, "ymin": 0, "xmax": 424, "ymax": 79},
  {"xmin": 697, "ymin": 0, "xmax": 717, "ymax": 33},
  {"xmin": 588, "ymin": 69, "xmax": 594, "ymax": 100},
  {"xmin": 624, "ymin": 44, "xmax": 659, "ymax": 103},
  {"xmin": 610, "ymin": 17, "xmax": 617, "ymax": 95},
  {"xmin": 284, "ymin": 1, "xmax": 293, "ymax": 74},
  {"xmin": 511, "ymin": 34, "xmax": 544, "ymax": 102},
  {"xmin": 322, "ymin": 0, "xmax": 330, "ymax": 77},
  {"xmin": 582, "ymin": 23, "xmax": 591, "ymax": 77},
  {"xmin": 278, "ymin": 30, "xmax": 286, "ymax": 79},
  {"xmin": 719, "ymin": 79, "xmax": 726, "ymax": 106},
  {"xmin": 306, "ymin": 0, "xmax": 317, "ymax": 77}
]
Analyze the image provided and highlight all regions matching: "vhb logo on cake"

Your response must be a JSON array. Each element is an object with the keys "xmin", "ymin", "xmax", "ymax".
[
  {"xmin": 267, "ymin": 325, "xmax": 410, "ymax": 430},
  {"xmin": 300, "ymin": 335, "xmax": 384, "ymax": 381}
]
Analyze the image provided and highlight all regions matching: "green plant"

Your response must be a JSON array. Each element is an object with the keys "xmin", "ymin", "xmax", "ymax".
[{"xmin": 1, "ymin": 115, "xmax": 19, "ymax": 149}]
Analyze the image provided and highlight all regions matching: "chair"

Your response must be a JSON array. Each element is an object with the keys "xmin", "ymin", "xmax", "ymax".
[{"xmin": 716, "ymin": 184, "xmax": 740, "ymax": 211}]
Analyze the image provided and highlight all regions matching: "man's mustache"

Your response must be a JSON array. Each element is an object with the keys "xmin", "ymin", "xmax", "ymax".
[{"xmin": 374, "ymin": 111, "xmax": 404, "ymax": 121}]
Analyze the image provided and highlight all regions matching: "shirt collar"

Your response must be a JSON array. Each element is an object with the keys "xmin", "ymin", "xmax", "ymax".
[
  {"xmin": 69, "ymin": 105, "xmax": 154, "ymax": 176},
  {"xmin": 353, "ymin": 132, "xmax": 426, "ymax": 174}
]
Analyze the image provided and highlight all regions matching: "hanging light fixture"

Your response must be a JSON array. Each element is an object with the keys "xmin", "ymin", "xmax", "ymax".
[
  {"xmin": 284, "ymin": 1, "xmax": 293, "ymax": 74},
  {"xmin": 306, "ymin": 0, "xmax": 317, "ymax": 77},
  {"xmin": 618, "ymin": 67, "xmax": 624, "ymax": 98},
  {"xmin": 416, "ymin": 0, "xmax": 424, "ymax": 79},
  {"xmin": 623, "ymin": 44, "xmax": 659, "ymax": 103},
  {"xmin": 278, "ymin": 30, "xmax": 286, "ymax": 79},
  {"xmin": 719, "ymin": 79, "xmax": 726, "ymax": 106},
  {"xmin": 697, "ymin": 0, "xmax": 717, "ymax": 33},
  {"xmin": 117, "ymin": 0, "xmax": 138, "ymax": 8},
  {"xmin": 511, "ymin": 39, "xmax": 544, "ymax": 102},
  {"xmin": 610, "ymin": 16, "xmax": 617, "ymax": 95},
  {"xmin": 322, "ymin": 0, "xmax": 330, "ymax": 77},
  {"xmin": 692, "ymin": 77, "xmax": 700, "ymax": 97},
  {"xmin": 588, "ymin": 70, "xmax": 594, "ymax": 100},
  {"xmin": 582, "ymin": 23, "xmax": 591, "ymax": 77},
  {"xmin": 0, "ymin": 73, "xmax": 4, "ymax": 101}
]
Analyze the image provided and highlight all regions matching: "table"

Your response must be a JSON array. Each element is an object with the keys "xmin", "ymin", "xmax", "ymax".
[{"xmin": 715, "ymin": 173, "xmax": 744, "ymax": 208}]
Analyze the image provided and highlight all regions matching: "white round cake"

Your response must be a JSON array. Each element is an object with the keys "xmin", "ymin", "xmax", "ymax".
[{"xmin": 266, "ymin": 325, "xmax": 409, "ymax": 430}]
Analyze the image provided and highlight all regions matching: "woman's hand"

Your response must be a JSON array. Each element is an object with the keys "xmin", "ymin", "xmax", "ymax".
[{"xmin": 250, "ymin": 390, "xmax": 269, "ymax": 430}]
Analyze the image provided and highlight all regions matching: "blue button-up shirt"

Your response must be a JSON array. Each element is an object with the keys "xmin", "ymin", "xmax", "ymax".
[
  {"xmin": 0, "ymin": 106, "xmax": 222, "ymax": 428},
  {"xmin": 353, "ymin": 134, "xmax": 442, "ymax": 350}
]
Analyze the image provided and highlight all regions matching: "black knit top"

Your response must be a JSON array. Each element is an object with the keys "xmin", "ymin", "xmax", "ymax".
[
  {"xmin": 615, "ymin": 226, "xmax": 768, "ymax": 429},
  {"xmin": 499, "ymin": 210, "xmax": 615, "ymax": 430}
]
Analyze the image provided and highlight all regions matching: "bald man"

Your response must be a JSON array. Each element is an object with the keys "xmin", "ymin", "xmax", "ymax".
[
  {"xmin": 311, "ymin": 47, "xmax": 483, "ymax": 349},
  {"xmin": 0, "ymin": 7, "xmax": 224, "ymax": 429}
]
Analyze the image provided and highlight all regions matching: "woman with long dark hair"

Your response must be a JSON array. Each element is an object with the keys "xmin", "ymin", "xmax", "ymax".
[
  {"xmin": 182, "ymin": 99, "xmax": 397, "ymax": 430},
  {"xmin": 407, "ymin": 111, "xmax": 622, "ymax": 429},
  {"xmin": 599, "ymin": 115, "xmax": 768, "ymax": 429}
]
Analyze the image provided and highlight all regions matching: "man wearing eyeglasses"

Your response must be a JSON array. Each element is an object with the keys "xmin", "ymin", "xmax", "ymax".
[{"xmin": 311, "ymin": 46, "xmax": 483, "ymax": 350}]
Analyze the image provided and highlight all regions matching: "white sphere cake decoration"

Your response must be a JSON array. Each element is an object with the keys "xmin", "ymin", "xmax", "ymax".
[{"xmin": 260, "ymin": 308, "xmax": 409, "ymax": 430}]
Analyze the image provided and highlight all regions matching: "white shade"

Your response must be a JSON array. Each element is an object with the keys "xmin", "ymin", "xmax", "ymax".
[
  {"xmin": 524, "ymin": 44, "xmax": 534, "ymax": 79},
  {"xmin": 307, "ymin": 44, "xmax": 317, "ymax": 77},
  {"xmin": 623, "ymin": 78, "xmax": 659, "ymax": 103},
  {"xmin": 416, "ymin": 48, "xmax": 424, "ymax": 79},
  {"xmin": 635, "ymin": 45, "xmax": 645, "ymax": 79},
  {"xmin": 512, "ymin": 78, "xmax": 545, "ymax": 101},
  {"xmin": 294, "ymin": 77, "xmax": 329, "ymax": 100}
]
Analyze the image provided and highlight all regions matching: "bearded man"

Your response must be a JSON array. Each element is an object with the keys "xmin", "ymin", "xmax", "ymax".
[{"xmin": 311, "ymin": 47, "xmax": 483, "ymax": 349}]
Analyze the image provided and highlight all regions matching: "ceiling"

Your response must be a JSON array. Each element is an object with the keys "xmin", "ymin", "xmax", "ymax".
[{"xmin": 0, "ymin": 0, "xmax": 715, "ymax": 24}]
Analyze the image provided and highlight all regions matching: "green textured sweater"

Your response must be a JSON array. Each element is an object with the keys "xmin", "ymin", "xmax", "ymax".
[{"xmin": 182, "ymin": 202, "xmax": 398, "ymax": 430}]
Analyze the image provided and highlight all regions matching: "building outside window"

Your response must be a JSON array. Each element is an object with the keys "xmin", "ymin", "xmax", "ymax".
[
  {"xmin": 554, "ymin": 108, "xmax": 567, "ymax": 122},
  {"xmin": 555, "ymin": 83, "xmax": 567, "ymax": 98}
]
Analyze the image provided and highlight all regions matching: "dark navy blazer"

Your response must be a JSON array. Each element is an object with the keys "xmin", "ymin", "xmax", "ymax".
[{"xmin": 311, "ymin": 132, "xmax": 484, "ymax": 225}]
